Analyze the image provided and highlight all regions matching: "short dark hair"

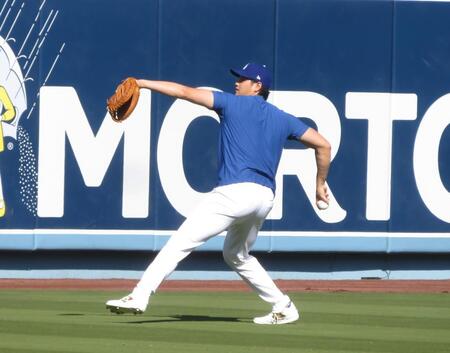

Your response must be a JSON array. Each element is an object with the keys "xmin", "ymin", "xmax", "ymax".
[
  {"xmin": 259, "ymin": 87, "xmax": 270, "ymax": 100},
  {"xmin": 252, "ymin": 80, "xmax": 270, "ymax": 100}
]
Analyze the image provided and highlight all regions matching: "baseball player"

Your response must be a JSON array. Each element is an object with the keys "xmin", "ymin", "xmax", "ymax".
[{"xmin": 106, "ymin": 63, "xmax": 331, "ymax": 324}]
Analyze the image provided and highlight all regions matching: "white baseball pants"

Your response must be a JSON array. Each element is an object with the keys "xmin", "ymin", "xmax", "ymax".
[{"xmin": 132, "ymin": 182, "xmax": 287, "ymax": 306}]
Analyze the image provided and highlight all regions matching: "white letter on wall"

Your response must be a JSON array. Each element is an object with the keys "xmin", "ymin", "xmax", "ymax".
[
  {"xmin": 268, "ymin": 91, "xmax": 346, "ymax": 223},
  {"xmin": 157, "ymin": 88, "xmax": 220, "ymax": 217},
  {"xmin": 38, "ymin": 87, "xmax": 151, "ymax": 218},
  {"xmin": 414, "ymin": 93, "xmax": 450, "ymax": 223},
  {"xmin": 346, "ymin": 92, "xmax": 417, "ymax": 220}
]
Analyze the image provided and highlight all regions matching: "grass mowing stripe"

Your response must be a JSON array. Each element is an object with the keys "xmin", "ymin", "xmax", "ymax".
[
  {"xmin": 0, "ymin": 348, "xmax": 86, "ymax": 353},
  {"xmin": 296, "ymin": 301, "xmax": 450, "ymax": 320},
  {"xmin": 2, "ymin": 309, "xmax": 448, "ymax": 334},
  {"xmin": 0, "ymin": 290, "xmax": 449, "ymax": 353},
  {"xmin": 0, "ymin": 332, "xmax": 237, "ymax": 353},
  {"xmin": 0, "ymin": 332, "xmax": 351, "ymax": 353},
  {"xmin": 293, "ymin": 292, "xmax": 450, "ymax": 306},
  {"xmin": 305, "ymin": 312, "xmax": 450, "ymax": 330},
  {"xmin": 1, "ymin": 329, "xmax": 450, "ymax": 353},
  {"xmin": 2, "ymin": 313, "xmax": 450, "ymax": 352},
  {"xmin": 2, "ymin": 315, "xmax": 449, "ymax": 345},
  {"xmin": 3, "ymin": 291, "xmax": 449, "ymax": 318},
  {"xmin": 1, "ymin": 304, "xmax": 450, "ymax": 341}
]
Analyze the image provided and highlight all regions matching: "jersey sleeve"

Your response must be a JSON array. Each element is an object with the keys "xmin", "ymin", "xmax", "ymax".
[
  {"xmin": 213, "ymin": 91, "xmax": 234, "ymax": 118},
  {"xmin": 212, "ymin": 91, "xmax": 226, "ymax": 111},
  {"xmin": 286, "ymin": 114, "xmax": 309, "ymax": 140}
]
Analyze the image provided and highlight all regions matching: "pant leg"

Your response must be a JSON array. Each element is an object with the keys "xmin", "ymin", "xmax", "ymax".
[
  {"xmin": 133, "ymin": 186, "xmax": 241, "ymax": 298},
  {"xmin": 222, "ymin": 186, "xmax": 286, "ymax": 306}
]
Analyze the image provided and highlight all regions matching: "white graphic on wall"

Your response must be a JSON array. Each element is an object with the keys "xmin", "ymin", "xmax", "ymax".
[{"xmin": 0, "ymin": 0, "xmax": 65, "ymax": 217}]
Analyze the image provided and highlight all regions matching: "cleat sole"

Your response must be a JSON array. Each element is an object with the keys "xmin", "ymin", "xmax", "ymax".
[{"xmin": 106, "ymin": 304, "xmax": 143, "ymax": 315}]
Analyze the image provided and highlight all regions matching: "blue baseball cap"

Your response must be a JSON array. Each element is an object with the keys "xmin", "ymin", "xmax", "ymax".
[{"xmin": 230, "ymin": 62, "xmax": 272, "ymax": 89}]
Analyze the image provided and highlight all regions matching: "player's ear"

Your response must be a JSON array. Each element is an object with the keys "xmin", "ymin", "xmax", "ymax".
[{"xmin": 254, "ymin": 81, "xmax": 263, "ymax": 94}]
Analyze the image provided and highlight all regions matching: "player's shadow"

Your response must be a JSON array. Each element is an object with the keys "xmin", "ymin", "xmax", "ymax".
[{"xmin": 123, "ymin": 314, "xmax": 242, "ymax": 324}]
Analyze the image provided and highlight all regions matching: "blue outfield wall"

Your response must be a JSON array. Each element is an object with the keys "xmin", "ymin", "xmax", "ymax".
[
  {"xmin": 0, "ymin": 0, "xmax": 449, "ymax": 255},
  {"xmin": 1, "ymin": 251, "xmax": 450, "ymax": 280}
]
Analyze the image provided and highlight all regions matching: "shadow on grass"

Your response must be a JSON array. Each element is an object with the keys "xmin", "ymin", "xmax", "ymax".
[{"xmin": 122, "ymin": 314, "xmax": 244, "ymax": 324}]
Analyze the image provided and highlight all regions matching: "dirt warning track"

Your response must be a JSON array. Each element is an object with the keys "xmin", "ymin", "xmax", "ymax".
[{"xmin": 0, "ymin": 279, "xmax": 449, "ymax": 293}]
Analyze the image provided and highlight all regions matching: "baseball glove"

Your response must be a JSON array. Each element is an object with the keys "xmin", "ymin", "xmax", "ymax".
[{"xmin": 107, "ymin": 77, "xmax": 140, "ymax": 122}]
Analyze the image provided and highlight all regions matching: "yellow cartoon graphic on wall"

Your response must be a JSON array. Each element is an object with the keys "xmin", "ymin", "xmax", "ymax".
[
  {"xmin": 0, "ymin": 85, "xmax": 16, "ymax": 216},
  {"xmin": 0, "ymin": 34, "xmax": 29, "ymax": 218},
  {"xmin": 0, "ymin": 0, "xmax": 65, "ymax": 218},
  {"xmin": 0, "ymin": 0, "xmax": 66, "ymax": 218}
]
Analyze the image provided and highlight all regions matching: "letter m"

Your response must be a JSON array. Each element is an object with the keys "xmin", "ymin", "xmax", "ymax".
[{"xmin": 37, "ymin": 87, "xmax": 151, "ymax": 218}]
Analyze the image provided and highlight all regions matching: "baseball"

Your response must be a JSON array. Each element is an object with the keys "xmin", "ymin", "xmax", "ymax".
[{"xmin": 316, "ymin": 200, "xmax": 329, "ymax": 210}]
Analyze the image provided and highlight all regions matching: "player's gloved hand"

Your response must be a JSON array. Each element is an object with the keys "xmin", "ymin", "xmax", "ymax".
[{"xmin": 107, "ymin": 77, "xmax": 140, "ymax": 122}]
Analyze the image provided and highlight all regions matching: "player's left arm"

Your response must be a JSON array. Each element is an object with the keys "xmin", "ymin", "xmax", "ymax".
[{"xmin": 298, "ymin": 128, "xmax": 331, "ymax": 204}]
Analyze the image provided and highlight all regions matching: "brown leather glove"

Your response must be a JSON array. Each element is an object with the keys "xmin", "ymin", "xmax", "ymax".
[{"xmin": 107, "ymin": 77, "xmax": 140, "ymax": 122}]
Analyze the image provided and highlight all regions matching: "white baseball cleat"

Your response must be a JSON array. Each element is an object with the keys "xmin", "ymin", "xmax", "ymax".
[
  {"xmin": 106, "ymin": 295, "xmax": 148, "ymax": 315},
  {"xmin": 253, "ymin": 301, "xmax": 299, "ymax": 325}
]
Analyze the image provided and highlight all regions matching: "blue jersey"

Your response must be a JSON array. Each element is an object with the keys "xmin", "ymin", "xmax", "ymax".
[{"xmin": 212, "ymin": 91, "xmax": 309, "ymax": 192}]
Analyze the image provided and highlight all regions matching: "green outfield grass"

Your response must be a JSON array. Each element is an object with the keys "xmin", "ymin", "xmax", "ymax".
[{"xmin": 0, "ymin": 289, "xmax": 449, "ymax": 353}]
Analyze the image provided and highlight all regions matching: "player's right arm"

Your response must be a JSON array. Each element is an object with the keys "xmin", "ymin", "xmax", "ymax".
[
  {"xmin": 136, "ymin": 79, "xmax": 214, "ymax": 109},
  {"xmin": 298, "ymin": 128, "xmax": 331, "ymax": 205}
]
